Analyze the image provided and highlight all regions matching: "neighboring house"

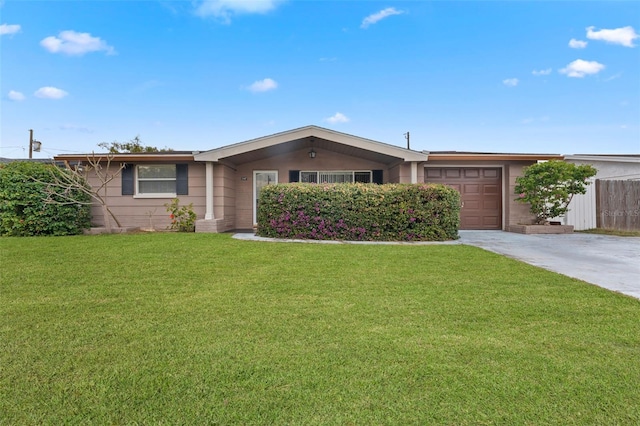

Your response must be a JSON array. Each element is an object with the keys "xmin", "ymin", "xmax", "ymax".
[
  {"xmin": 54, "ymin": 125, "xmax": 562, "ymax": 232},
  {"xmin": 561, "ymin": 155, "xmax": 640, "ymax": 230}
]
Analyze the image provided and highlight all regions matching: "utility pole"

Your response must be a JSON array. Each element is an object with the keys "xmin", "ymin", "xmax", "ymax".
[
  {"xmin": 28, "ymin": 129, "xmax": 42, "ymax": 158},
  {"xmin": 404, "ymin": 132, "xmax": 410, "ymax": 150},
  {"xmin": 29, "ymin": 129, "xmax": 34, "ymax": 159}
]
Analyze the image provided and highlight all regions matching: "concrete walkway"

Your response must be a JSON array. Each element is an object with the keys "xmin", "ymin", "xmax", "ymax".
[
  {"xmin": 459, "ymin": 231, "xmax": 640, "ymax": 300},
  {"xmin": 233, "ymin": 231, "xmax": 640, "ymax": 300}
]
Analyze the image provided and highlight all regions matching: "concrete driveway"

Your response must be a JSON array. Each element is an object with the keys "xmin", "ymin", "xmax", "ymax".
[{"xmin": 459, "ymin": 231, "xmax": 640, "ymax": 300}]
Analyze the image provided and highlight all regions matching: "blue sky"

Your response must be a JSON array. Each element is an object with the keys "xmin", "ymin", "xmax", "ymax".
[{"xmin": 1, "ymin": 0, "xmax": 639, "ymax": 158}]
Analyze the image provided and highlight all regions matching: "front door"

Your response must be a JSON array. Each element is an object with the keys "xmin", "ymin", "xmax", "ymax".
[{"xmin": 253, "ymin": 171, "xmax": 278, "ymax": 225}]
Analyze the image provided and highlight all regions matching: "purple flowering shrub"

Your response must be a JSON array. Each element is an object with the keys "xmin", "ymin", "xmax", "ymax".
[{"xmin": 257, "ymin": 183, "xmax": 460, "ymax": 241}]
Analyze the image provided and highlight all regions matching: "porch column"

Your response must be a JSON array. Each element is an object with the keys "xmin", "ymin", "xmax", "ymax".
[
  {"xmin": 410, "ymin": 162, "xmax": 418, "ymax": 184},
  {"xmin": 205, "ymin": 162, "xmax": 214, "ymax": 220}
]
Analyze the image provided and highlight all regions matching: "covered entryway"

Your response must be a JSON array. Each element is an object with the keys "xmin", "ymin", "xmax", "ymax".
[
  {"xmin": 425, "ymin": 167, "xmax": 502, "ymax": 230},
  {"xmin": 193, "ymin": 125, "xmax": 428, "ymax": 232}
]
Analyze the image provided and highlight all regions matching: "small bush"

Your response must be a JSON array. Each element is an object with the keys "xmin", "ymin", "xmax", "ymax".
[
  {"xmin": 164, "ymin": 198, "xmax": 196, "ymax": 232},
  {"xmin": 515, "ymin": 160, "xmax": 597, "ymax": 224},
  {"xmin": 0, "ymin": 161, "xmax": 91, "ymax": 236},
  {"xmin": 257, "ymin": 183, "xmax": 460, "ymax": 241}
]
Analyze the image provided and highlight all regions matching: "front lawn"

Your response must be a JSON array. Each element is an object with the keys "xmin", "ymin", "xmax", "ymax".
[
  {"xmin": 1, "ymin": 234, "xmax": 639, "ymax": 424},
  {"xmin": 578, "ymin": 228, "xmax": 640, "ymax": 237}
]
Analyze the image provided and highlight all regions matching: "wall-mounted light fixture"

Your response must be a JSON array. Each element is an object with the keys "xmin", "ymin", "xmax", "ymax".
[{"xmin": 308, "ymin": 149, "xmax": 316, "ymax": 159}]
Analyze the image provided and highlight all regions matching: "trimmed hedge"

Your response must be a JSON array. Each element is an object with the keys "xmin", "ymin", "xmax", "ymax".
[
  {"xmin": 0, "ymin": 161, "xmax": 91, "ymax": 236},
  {"xmin": 257, "ymin": 183, "xmax": 460, "ymax": 241}
]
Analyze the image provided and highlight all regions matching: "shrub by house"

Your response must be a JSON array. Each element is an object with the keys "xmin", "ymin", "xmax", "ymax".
[
  {"xmin": 0, "ymin": 161, "xmax": 91, "ymax": 236},
  {"xmin": 257, "ymin": 183, "xmax": 460, "ymax": 241},
  {"xmin": 515, "ymin": 160, "xmax": 597, "ymax": 225}
]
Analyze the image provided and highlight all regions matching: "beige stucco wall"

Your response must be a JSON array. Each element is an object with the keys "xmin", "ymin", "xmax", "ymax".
[{"xmin": 85, "ymin": 161, "xmax": 206, "ymax": 229}]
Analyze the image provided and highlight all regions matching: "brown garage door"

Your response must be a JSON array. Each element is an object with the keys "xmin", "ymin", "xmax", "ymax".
[{"xmin": 425, "ymin": 168, "xmax": 502, "ymax": 230}]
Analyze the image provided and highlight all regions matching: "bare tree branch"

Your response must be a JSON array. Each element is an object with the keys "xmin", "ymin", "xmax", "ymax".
[{"xmin": 36, "ymin": 153, "xmax": 126, "ymax": 230}]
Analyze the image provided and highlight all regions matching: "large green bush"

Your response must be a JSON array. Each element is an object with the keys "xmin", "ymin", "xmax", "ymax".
[
  {"xmin": 515, "ymin": 160, "xmax": 597, "ymax": 224},
  {"xmin": 257, "ymin": 183, "xmax": 460, "ymax": 241},
  {"xmin": 0, "ymin": 161, "xmax": 91, "ymax": 236}
]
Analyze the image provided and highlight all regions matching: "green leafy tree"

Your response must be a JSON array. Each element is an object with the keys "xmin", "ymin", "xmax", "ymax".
[
  {"xmin": 0, "ymin": 161, "xmax": 91, "ymax": 236},
  {"xmin": 98, "ymin": 135, "xmax": 172, "ymax": 153},
  {"xmin": 515, "ymin": 160, "xmax": 597, "ymax": 224}
]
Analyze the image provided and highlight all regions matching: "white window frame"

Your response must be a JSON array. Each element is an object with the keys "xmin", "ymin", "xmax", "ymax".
[
  {"xmin": 134, "ymin": 164, "xmax": 177, "ymax": 199},
  {"xmin": 300, "ymin": 170, "xmax": 372, "ymax": 184}
]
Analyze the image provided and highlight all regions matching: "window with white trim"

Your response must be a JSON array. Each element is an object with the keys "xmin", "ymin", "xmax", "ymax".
[
  {"xmin": 137, "ymin": 164, "xmax": 177, "ymax": 195},
  {"xmin": 300, "ymin": 171, "xmax": 372, "ymax": 184}
]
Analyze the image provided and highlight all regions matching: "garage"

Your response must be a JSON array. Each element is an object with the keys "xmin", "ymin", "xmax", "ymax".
[{"xmin": 425, "ymin": 167, "xmax": 502, "ymax": 230}]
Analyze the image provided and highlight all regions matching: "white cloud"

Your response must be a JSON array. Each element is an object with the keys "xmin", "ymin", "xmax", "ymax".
[
  {"xmin": 34, "ymin": 87, "xmax": 68, "ymax": 99},
  {"xmin": 324, "ymin": 112, "xmax": 350, "ymax": 124},
  {"xmin": 247, "ymin": 78, "xmax": 278, "ymax": 93},
  {"xmin": 559, "ymin": 59, "xmax": 605, "ymax": 78},
  {"xmin": 60, "ymin": 124, "xmax": 93, "ymax": 133},
  {"xmin": 502, "ymin": 78, "xmax": 519, "ymax": 87},
  {"xmin": 568, "ymin": 38, "xmax": 587, "ymax": 49},
  {"xmin": 40, "ymin": 30, "xmax": 115, "ymax": 56},
  {"xmin": 604, "ymin": 72, "xmax": 623, "ymax": 82},
  {"xmin": 532, "ymin": 68, "xmax": 552, "ymax": 76},
  {"xmin": 8, "ymin": 90, "xmax": 25, "ymax": 101},
  {"xmin": 0, "ymin": 23, "xmax": 21, "ymax": 36},
  {"xmin": 361, "ymin": 7, "xmax": 403, "ymax": 29},
  {"xmin": 586, "ymin": 26, "xmax": 638, "ymax": 47},
  {"xmin": 196, "ymin": 0, "xmax": 283, "ymax": 22}
]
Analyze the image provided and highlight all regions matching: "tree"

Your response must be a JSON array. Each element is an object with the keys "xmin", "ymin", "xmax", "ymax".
[
  {"xmin": 0, "ymin": 161, "xmax": 91, "ymax": 236},
  {"xmin": 515, "ymin": 160, "xmax": 597, "ymax": 224},
  {"xmin": 97, "ymin": 135, "xmax": 172, "ymax": 153},
  {"xmin": 42, "ymin": 154, "xmax": 126, "ymax": 231}
]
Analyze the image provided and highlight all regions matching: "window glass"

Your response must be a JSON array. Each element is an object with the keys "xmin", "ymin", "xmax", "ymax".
[
  {"xmin": 138, "ymin": 165, "xmax": 176, "ymax": 179},
  {"xmin": 300, "ymin": 171, "xmax": 372, "ymax": 184},
  {"xmin": 301, "ymin": 172, "xmax": 318, "ymax": 183},
  {"xmin": 354, "ymin": 172, "xmax": 371, "ymax": 183},
  {"xmin": 137, "ymin": 165, "xmax": 176, "ymax": 194}
]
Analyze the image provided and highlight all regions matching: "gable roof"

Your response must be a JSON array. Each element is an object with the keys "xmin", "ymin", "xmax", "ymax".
[{"xmin": 194, "ymin": 125, "xmax": 427, "ymax": 163}]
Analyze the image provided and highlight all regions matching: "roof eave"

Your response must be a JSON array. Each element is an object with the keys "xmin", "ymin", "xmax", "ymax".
[
  {"xmin": 425, "ymin": 153, "xmax": 564, "ymax": 161},
  {"xmin": 194, "ymin": 125, "xmax": 427, "ymax": 162},
  {"xmin": 564, "ymin": 154, "xmax": 640, "ymax": 163},
  {"xmin": 54, "ymin": 153, "xmax": 196, "ymax": 162}
]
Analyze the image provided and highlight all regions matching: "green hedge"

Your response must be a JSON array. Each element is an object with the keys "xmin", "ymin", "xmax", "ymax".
[
  {"xmin": 0, "ymin": 161, "xmax": 91, "ymax": 236},
  {"xmin": 257, "ymin": 183, "xmax": 460, "ymax": 241}
]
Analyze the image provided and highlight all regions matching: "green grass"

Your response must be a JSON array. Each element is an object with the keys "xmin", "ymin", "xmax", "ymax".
[
  {"xmin": 577, "ymin": 228, "xmax": 640, "ymax": 237},
  {"xmin": 1, "ymin": 233, "xmax": 639, "ymax": 425}
]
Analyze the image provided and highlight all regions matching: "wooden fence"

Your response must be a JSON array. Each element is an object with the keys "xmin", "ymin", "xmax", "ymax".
[{"xmin": 596, "ymin": 179, "xmax": 640, "ymax": 231}]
